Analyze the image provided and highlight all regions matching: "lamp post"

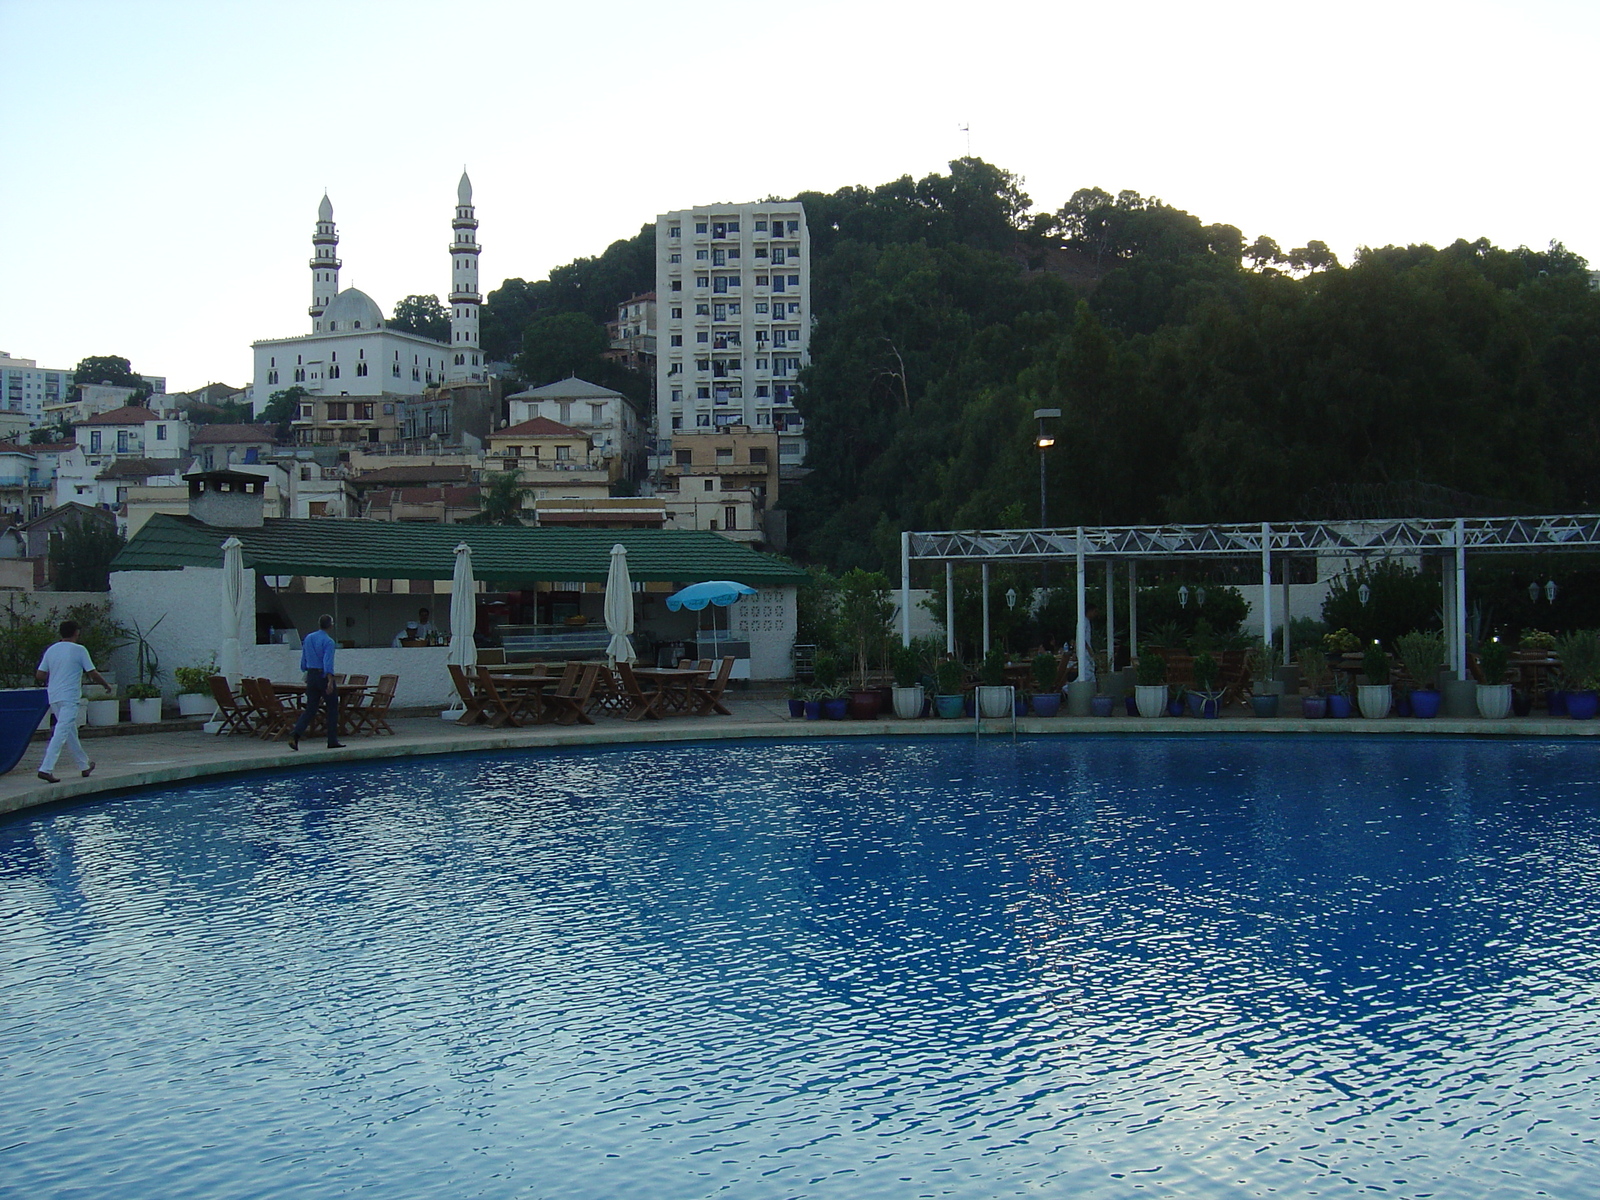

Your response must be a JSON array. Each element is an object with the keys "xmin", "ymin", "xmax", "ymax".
[{"xmin": 1033, "ymin": 407, "xmax": 1060, "ymax": 527}]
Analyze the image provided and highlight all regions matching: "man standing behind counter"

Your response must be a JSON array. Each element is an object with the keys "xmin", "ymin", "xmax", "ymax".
[{"xmin": 289, "ymin": 614, "xmax": 345, "ymax": 752}]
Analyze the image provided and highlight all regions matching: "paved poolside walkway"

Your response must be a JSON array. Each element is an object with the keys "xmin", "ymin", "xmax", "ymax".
[{"xmin": 3, "ymin": 697, "xmax": 1596, "ymax": 818}]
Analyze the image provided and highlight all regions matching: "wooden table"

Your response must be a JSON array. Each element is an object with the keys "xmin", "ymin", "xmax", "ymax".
[
  {"xmin": 631, "ymin": 667, "xmax": 708, "ymax": 717},
  {"xmin": 484, "ymin": 674, "xmax": 563, "ymax": 726}
]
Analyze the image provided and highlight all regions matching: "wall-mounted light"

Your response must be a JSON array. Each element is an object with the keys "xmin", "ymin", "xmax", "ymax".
[
  {"xmin": 1178, "ymin": 585, "xmax": 1189, "ymax": 608},
  {"xmin": 1005, "ymin": 587, "xmax": 1018, "ymax": 609},
  {"xmin": 1546, "ymin": 580, "xmax": 1558, "ymax": 603}
]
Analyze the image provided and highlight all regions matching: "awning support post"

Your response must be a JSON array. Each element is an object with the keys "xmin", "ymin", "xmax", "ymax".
[
  {"xmin": 945, "ymin": 561, "xmax": 956, "ymax": 657},
  {"xmin": 981, "ymin": 562, "xmax": 992, "ymax": 654},
  {"xmin": 900, "ymin": 530, "xmax": 911, "ymax": 648}
]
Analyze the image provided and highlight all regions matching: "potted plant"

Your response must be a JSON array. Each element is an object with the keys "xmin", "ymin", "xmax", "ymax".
[
  {"xmin": 1357, "ymin": 642, "xmax": 1392, "ymax": 719},
  {"xmin": 1247, "ymin": 640, "xmax": 1282, "ymax": 717},
  {"xmin": 1133, "ymin": 649, "xmax": 1167, "ymax": 718},
  {"xmin": 1476, "ymin": 640, "xmax": 1513, "ymax": 719},
  {"xmin": 1297, "ymin": 649, "xmax": 1331, "ymax": 718},
  {"xmin": 822, "ymin": 682, "xmax": 850, "ymax": 720},
  {"xmin": 1555, "ymin": 630, "xmax": 1600, "ymax": 720},
  {"xmin": 785, "ymin": 683, "xmax": 807, "ymax": 719},
  {"xmin": 127, "ymin": 682, "xmax": 164, "ymax": 724},
  {"xmin": 1393, "ymin": 631, "xmax": 1444, "ymax": 718},
  {"xmin": 803, "ymin": 689, "xmax": 823, "ymax": 721},
  {"xmin": 175, "ymin": 659, "xmax": 218, "ymax": 718},
  {"xmin": 891, "ymin": 643, "xmax": 925, "ymax": 719},
  {"xmin": 934, "ymin": 659, "xmax": 966, "ymax": 719},
  {"xmin": 1187, "ymin": 651, "xmax": 1224, "ymax": 718},
  {"xmin": 1030, "ymin": 652, "xmax": 1061, "ymax": 717},
  {"xmin": 1167, "ymin": 682, "xmax": 1186, "ymax": 717},
  {"xmin": 85, "ymin": 692, "xmax": 121, "ymax": 726},
  {"xmin": 975, "ymin": 648, "xmax": 1013, "ymax": 718}
]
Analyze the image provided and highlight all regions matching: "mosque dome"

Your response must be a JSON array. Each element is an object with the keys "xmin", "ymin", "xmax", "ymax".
[{"xmin": 321, "ymin": 287, "xmax": 383, "ymax": 331}]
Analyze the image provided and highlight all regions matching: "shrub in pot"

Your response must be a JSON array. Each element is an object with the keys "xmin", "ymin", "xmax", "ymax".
[
  {"xmin": 1554, "ymin": 630, "xmax": 1600, "ymax": 720},
  {"xmin": 890, "ymin": 644, "xmax": 925, "ymax": 719},
  {"xmin": 1134, "ymin": 650, "xmax": 1168, "ymax": 718},
  {"xmin": 1189, "ymin": 651, "xmax": 1223, "ymax": 718},
  {"xmin": 975, "ymin": 648, "xmax": 1013, "ymax": 718},
  {"xmin": 127, "ymin": 683, "xmax": 163, "ymax": 724},
  {"xmin": 1357, "ymin": 642, "xmax": 1393, "ymax": 719},
  {"xmin": 174, "ymin": 661, "xmax": 218, "ymax": 718},
  {"xmin": 934, "ymin": 659, "xmax": 966, "ymax": 719},
  {"xmin": 1030, "ymin": 652, "xmax": 1061, "ymax": 716},
  {"xmin": 1476, "ymin": 640, "xmax": 1513, "ymax": 719},
  {"xmin": 1393, "ymin": 631, "xmax": 1444, "ymax": 719},
  {"xmin": 1297, "ymin": 648, "xmax": 1332, "ymax": 717},
  {"xmin": 786, "ymin": 684, "xmax": 807, "ymax": 718},
  {"xmin": 1247, "ymin": 640, "xmax": 1283, "ymax": 717}
]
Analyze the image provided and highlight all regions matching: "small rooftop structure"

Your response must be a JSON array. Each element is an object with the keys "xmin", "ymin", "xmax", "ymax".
[{"xmin": 186, "ymin": 469, "xmax": 268, "ymax": 528}]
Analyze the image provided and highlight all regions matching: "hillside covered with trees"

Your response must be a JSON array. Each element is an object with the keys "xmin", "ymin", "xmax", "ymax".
[{"xmin": 468, "ymin": 159, "xmax": 1600, "ymax": 573}]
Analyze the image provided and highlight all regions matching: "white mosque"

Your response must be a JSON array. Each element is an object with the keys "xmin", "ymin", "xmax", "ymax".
[{"xmin": 250, "ymin": 172, "xmax": 486, "ymax": 404}]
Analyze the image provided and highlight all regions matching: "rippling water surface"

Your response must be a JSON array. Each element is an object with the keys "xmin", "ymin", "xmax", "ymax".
[{"xmin": 3, "ymin": 737, "xmax": 1600, "ymax": 1198}]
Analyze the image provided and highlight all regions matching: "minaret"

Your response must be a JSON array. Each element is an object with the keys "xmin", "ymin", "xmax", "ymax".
[
  {"xmin": 309, "ymin": 193, "xmax": 341, "ymax": 330},
  {"xmin": 447, "ymin": 169, "xmax": 481, "ymax": 380}
]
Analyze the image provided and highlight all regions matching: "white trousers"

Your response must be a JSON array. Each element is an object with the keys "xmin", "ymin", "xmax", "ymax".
[{"xmin": 41, "ymin": 700, "xmax": 90, "ymax": 774}]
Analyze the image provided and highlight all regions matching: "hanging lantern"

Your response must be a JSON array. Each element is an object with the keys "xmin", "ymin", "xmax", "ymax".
[
  {"xmin": 1528, "ymin": 581, "xmax": 1540, "ymax": 603},
  {"xmin": 1546, "ymin": 580, "xmax": 1558, "ymax": 604},
  {"xmin": 1178, "ymin": 585, "xmax": 1189, "ymax": 608},
  {"xmin": 1358, "ymin": 582, "xmax": 1371, "ymax": 606},
  {"xmin": 1005, "ymin": 587, "xmax": 1018, "ymax": 610}
]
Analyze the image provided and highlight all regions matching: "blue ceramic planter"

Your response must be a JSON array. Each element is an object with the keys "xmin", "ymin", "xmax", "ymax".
[
  {"xmin": 1030, "ymin": 693, "xmax": 1061, "ymax": 717},
  {"xmin": 1409, "ymin": 689, "xmax": 1441, "ymax": 718},
  {"xmin": 1327, "ymin": 694, "xmax": 1353, "ymax": 718},
  {"xmin": 1567, "ymin": 691, "xmax": 1599, "ymax": 721}
]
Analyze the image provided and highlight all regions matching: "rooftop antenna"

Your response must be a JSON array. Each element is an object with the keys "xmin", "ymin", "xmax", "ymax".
[{"xmin": 959, "ymin": 122, "xmax": 971, "ymax": 156}]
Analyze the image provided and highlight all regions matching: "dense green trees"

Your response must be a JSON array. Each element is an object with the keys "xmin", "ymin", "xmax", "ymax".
[
  {"xmin": 72, "ymin": 356, "xmax": 152, "ymax": 401},
  {"xmin": 781, "ymin": 159, "xmax": 1600, "ymax": 572},
  {"xmin": 389, "ymin": 294, "xmax": 450, "ymax": 342}
]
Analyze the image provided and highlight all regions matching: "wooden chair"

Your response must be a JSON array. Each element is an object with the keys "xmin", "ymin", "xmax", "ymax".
[
  {"xmin": 587, "ymin": 665, "xmax": 631, "ymax": 717},
  {"xmin": 242, "ymin": 677, "xmax": 296, "ymax": 741},
  {"xmin": 614, "ymin": 661, "xmax": 665, "ymax": 721},
  {"xmin": 539, "ymin": 663, "xmax": 600, "ymax": 726},
  {"xmin": 207, "ymin": 675, "xmax": 257, "ymax": 735},
  {"xmin": 477, "ymin": 647, "xmax": 506, "ymax": 665},
  {"xmin": 447, "ymin": 664, "xmax": 490, "ymax": 725},
  {"xmin": 688, "ymin": 656, "xmax": 736, "ymax": 717},
  {"xmin": 476, "ymin": 667, "xmax": 536, "ymax": 727},
  {"xmin": 351, "ymin": 674, "xmax": 398, "ymax": 736}
]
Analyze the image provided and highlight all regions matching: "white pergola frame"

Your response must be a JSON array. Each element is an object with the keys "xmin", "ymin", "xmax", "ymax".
[{"xmin": 901, "ymin": 515, "xmax": 1600, "ymax": 678}]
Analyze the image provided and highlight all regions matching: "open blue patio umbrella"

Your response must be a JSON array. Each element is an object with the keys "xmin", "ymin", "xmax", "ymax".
[{"xmin": 664, "ymin": 581, "xmax": 757, "ymax": 612}]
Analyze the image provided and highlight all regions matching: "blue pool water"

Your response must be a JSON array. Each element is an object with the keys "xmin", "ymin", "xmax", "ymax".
[{"xmin": 2, "ymin": 736, "xmax": 1599, "ymax": 1199}]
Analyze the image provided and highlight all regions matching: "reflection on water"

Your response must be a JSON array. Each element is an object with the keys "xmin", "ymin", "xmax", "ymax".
[{"xmin": 2, "ymin": 736, "xmax": 1598, "ymax": 1199}]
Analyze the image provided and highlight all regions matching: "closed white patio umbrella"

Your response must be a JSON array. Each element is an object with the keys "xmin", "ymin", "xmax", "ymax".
[
  {"xmin": 604, "ymin": 543, "xmax": 635, "ymax": 665},
  {"xmin": 218, "ymin": 536, "xmax": 245, "ymax": 684},
  {"xmin": 448, "ymin": 542, "xmax": 478, "ymax": 671}
]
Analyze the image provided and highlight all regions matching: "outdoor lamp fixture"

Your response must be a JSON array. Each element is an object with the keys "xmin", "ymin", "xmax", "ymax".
[
  {"xmin": 1006, "ymin": 587, "xmax": 1018, "ymax": 610},
  {"xmin": 1196, "ymin": 588, "xmax": 1207, "ymax": 607},
  {"xmin": 1179, "ymin": 585, "xmax": 1190, "ymax": 608},
  {"xmin": 1547, "ymin": 580, "xmax": 1559, "ymax": 603},
  {"xmin": 1033, "ymin": 407, "xmax": 1060, "ymax": 527},
  {"xmin": 1529, "ymin": 581, "xmax": 1541, "ymax": 603},
  {"xmin": 1359, "ymin": 582, "xmax": 1372, "ymax": 606}
]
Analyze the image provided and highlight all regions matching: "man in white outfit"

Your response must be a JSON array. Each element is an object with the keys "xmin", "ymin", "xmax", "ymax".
[{"xmin": 35, "ymin": 619, "xmax": 109, "ymax": 784}]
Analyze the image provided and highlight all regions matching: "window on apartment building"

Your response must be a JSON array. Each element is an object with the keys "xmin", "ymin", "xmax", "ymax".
[
  {"xmin": 355, "ymin": 402, "xmax": 374, "ymax": 420},
  {"xmin": 725, "ymin": 506, "xmax": 737, "ymax": 530},
  {"xmin": 670, "ymin": 281, "xmax": 682, "ymax": 292},
  {"xmin": 368, "ymin": 429, "xmax": 381, "ymax": 442},
  {"xmin": 267, "ymin": 371, "xmax": 279, "ymax": 385},
  {"xmin": 670, "ymin": 387, "xmax": 683, "ymax": 402},
  {"xmin": 712, "ymin": 278, "xmax": 727, "ymax": 294},
  {"xmin": 695, "ymin": 358, "xmax": 709, "ymax": 371},
  {"xmin": 155, "ymin": 424, "xmax": 167, "ymax": 441},
  {"xmin": 716, "ymin": 447, "xmax": 733, "ymax": 463},
  {"xmin": 670, "ymin": 306, "xmax": 682, "ymax": 318},
  {"xmin": 787, "ymin": 220, "xmax": 799, "ymax": 236},
  {"xmin": 788, "ymin": 302, "xmax": 800, "ymax": 314},
  {"xmin": 756, "ymin": 356, "xmax": 769, "ymax": 367},
  {"xmin": 788, "ymin": 275, "xmax": 800, "ymax": 286},
  {"xmin": 697, "ymin": 386, "xmax": 710, "ymax": 399},
  {"xmin": 412, "ymin": 367, "xmax": 421, "ymax": 380},
  {"xmin": 696, "ymin": 249, "xmax": 708, "ymax": 261},
  {"xmin": 676, "ymin": 450, "xmax": 692, "ymax": 466},
  {"xmin": 295, "ymin": 368, "xmax": 306, "ymax": 382},
  {"xmin": 668, "ymin": 362, "xmax": 682, "ymax": 375},
  {"xmin": 756, "ymin": 384, "xmax": 770, "ymax": 398},
  {"xmin": 702, "ymin": 478, "xmax": 715, "ymax": 492},
  {"xmin": 671, "ymin": 415, "xmax": 683, "ymax": 429},
  {"xmin": 695, "ymin": 276, "xmax": 708, "ymax": 288},
  {"xmin": 696, "ymin": 414, "xmax": 710, "ymax": 426},
  {"xmin": 555, "ymin": 445, "xmax": 571, "ymax": 460},
  {"xmin": 89, "ymin": 431, "xmax": 102, "ymax": 453},
  {"xmin": 695, "ymin": 222, "xmax": 707, "ymax": 234},
  {"xmin": 299, "ymin": 403, "xmax": 313, "ymax": 419},
  {"xmin": 327, "ymin": 402, "xmax": 348, "ymax": 420},
  {"xmin": 696, "ymin": 303, "xmax": 709, "ymax": 315},
  {"xmin": 559, "ymin": 403, "xmax": 571, "ymax": 422},
  {"xmin": 755, "ymin": 275, "xmax": 768, "ymax": 288},
  {"xmin": 669, "ymin": 253, "xmax": 680, "ymax": 264},
  {"xmin": 755, "ymin": 220, "xmax": 768, "ymax": 232},
  {"xmin": 356, "ymin": 362, "xmax": 368, "ymax": 376},
  {"xmin": 755, "ymin": 302, "xmax": 768, "ymax": 314},
  {"xmin": 117, "ymin": 431, "xmax": 131, "ymax": 452},
  {"xmin": 711, "ymin": 250, "xmax": 724, "ymax": 265},
  {"xmin": 713, "ymin": 303, "xmax": 726, "ymax": 320},
  {"xmin": 772, "ymin": 248, "xmax": 786, "ymax": 265},
  {"xmin": 755, "ymin": 248, "xmax": 768, "ymax": 259},
  {"xmin": 696, "ymin": 332, "xmax": 708, "ymax": 344},
  {"xmin": 749, "ymin": 447, "xmax": 768, "ymax": 464},
  {"xmin": 590, "ymin": 404, "xmax": 604, "ymax": 422},
  {"xmin": 670, "ymin": 334, "xmax": 682, "ymax": 346},
  {"xmin": 669, "ymin": 225, "xmax": 681, "ymax": 238}
]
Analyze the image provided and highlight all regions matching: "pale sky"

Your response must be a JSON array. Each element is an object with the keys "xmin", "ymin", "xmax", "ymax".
[{"xmin": 3, "ymin": 0, "xmax": 1595, "ymax": 393}]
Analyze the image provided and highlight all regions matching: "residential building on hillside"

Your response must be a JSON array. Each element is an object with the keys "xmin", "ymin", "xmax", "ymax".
[
  {"xmin": 0, "ymin": 353, "xmax": 72, "ymax": 422},
  {"xmin": 658, "ymin": 424, "xmax": 783, "ymax": 549},
  {"xmin": 0, "ymin": 442, "xmax": 53, "ymax": 520},
  {"xmin": 251, "ymin": 172, "xmax": 489, "ymax": 447},
  {"xmin": 0, "ymin": 503, "xmax": 115, "ymax": 589},
  {"xmin": 505, "ymin": 377, "xmax": 644, "ymax": 481},
  {"xmin": 605, "ymin": 293, "xmax": 657, "ymax": 375},
  {"xmin": 486, "ymin": 416, "xmax": 611, "ymax": 518},
  {"xmin": 44, "ymin": 383, "xmax": 143, "ymax": 428},
  {"xmin": 654, "ymin": 202, "xmax": 810, "ymax": 468},
  {"xmin": 191, "ymin": 424, "xmax": 276, "ymax": 471},
  {"xmin": 0, "ymin": 412, "xmax": 31, "ymax": 443},
  {"xmin": 533, "ymin": 496, "xmax": 666, "ymax": 529}
]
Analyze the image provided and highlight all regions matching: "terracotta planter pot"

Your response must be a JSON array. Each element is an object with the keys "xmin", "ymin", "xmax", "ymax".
[{"xmin": 848, "ymin": 690, "xmax": 882, "ymax": 720}]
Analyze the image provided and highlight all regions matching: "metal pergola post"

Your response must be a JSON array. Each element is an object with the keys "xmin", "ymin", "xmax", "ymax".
[
  {"xmin": 981, "ymin": 562, "xmax": 991, "ymax": 654},
  {"xmin": 1104, "ymin": 561, "xmax": 1115, "ymax": 673},
  {"xmin": 1260, "ymin": 522, "xmax": 1272, "ymax": 653},
  {"xmin": 945, "ymin": 561, "xmax": 956, "ymax": 657},
  {"xmin": 1128, "ymin": 561, "xmax": 1138, "ymax": 657},
  {"xmin": 1455, "ymin": 518, "xmax": 1469, "ymax": 679},
  {"xmin": 1075, "ymin": 528, "xmax": 1087, "ymax": 673},
  {"xmin": 900, "ymin": 530, "xmax": 911, "ymax": 648}
]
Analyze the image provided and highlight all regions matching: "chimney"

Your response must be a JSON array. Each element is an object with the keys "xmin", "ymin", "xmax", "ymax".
[{"xmin": 187, "ymin": 470, "xmax": 266, "ymax": 528}]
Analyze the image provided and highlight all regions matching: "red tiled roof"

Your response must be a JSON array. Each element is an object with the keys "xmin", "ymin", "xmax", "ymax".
[
  {"xmin": 351, "ymin": 464, "xmax": 474, "ymax": 488},
  {"xmin": 190, "ymin": 423, "xmax": 275, "ymax": 444},
  {"xmin": 491, "ymin": 416, "xmax": 586, "ymax": 440},
  {"xmin": 0, "ymin": 442, "xmax": 33, "ymax": 456},
  {"xmin": 83, "ymin": 405, "xmax": 157, "ymax": 425},
  {"xmin": 29, "ymin": 441, "xmax": 75, "ymax": 454}
]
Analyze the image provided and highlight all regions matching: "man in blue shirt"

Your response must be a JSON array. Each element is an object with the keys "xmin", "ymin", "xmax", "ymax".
[{"xmin": 289, "ymin": 614, "xmax": 345, "ymax": 751}]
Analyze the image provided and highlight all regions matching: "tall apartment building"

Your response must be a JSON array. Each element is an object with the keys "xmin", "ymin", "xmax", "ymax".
[
  {"xmin": 654, "ymin": 203, "xmax": 809, "ymax": 468},
  {"xmin": 0, "ymin": 353, "xmax": 73, "ymax": 422}
]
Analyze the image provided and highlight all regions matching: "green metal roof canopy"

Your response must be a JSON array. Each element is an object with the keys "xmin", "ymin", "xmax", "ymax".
[{"xmin": 113, "ymin": 514, "xmax": 808, "ymax": 586}]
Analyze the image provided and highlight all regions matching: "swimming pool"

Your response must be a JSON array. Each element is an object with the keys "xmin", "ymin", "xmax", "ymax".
[{"xmin": 2, "ymin": 736, "xmax": 1597, "ymax": 1199}]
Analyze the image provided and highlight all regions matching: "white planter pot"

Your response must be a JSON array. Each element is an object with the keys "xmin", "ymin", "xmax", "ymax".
[
  {"xmin": 1477, "ymin": 682, "xmax": 1513, "ymax": 720},
  {"xmin": 891, "ymin": 684, "xmax": 924, "ymax": 719},
  {"xmin": 975, "ymin": 685, "xmax": 1013, "ymax": 719},
  {"xmin": 1135, "ymin": 684, "xmax": 1168, "ymax": 718},
  {"xmin": 85, "ymin": 698, "xmax": 121, "ymax": 726},
  {"xmin": 177, "ymin": 693, "xmax": 217, "ymax": 717},
  {"xmin": 128, "ymin": 697, "xmax": 163, "ymax": 724},
  {"xmin": 1357, "ymin": 684, "xmax": 1393, "ymax": 719}
]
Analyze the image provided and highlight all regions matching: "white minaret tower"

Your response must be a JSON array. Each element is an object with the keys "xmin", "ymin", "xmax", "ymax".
[
  {"xmin": 309, "ymin": 192, "xmax": 341, "ymax": 330},
  {"xmin": 447, "ymin": 169, "xmax": 482, "ymax": 381}
]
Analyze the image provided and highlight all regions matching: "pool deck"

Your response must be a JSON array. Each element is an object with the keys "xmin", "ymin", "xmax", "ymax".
[{"xmin": 3, "ymin": 697, "xmax": 1596, "ymax": 818}]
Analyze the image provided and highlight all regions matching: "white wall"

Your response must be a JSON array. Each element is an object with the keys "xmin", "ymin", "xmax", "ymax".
[
  {"xmin": 110, "ymin": 565, "xmax": 241, "ymax": 696},
  {"xmin": 241, "ymin": 644, "xmax": 452, "ymax": 707},
  {"xmin": 729, "ymin": 585, "xmax": 796, "ymax": 680}
]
